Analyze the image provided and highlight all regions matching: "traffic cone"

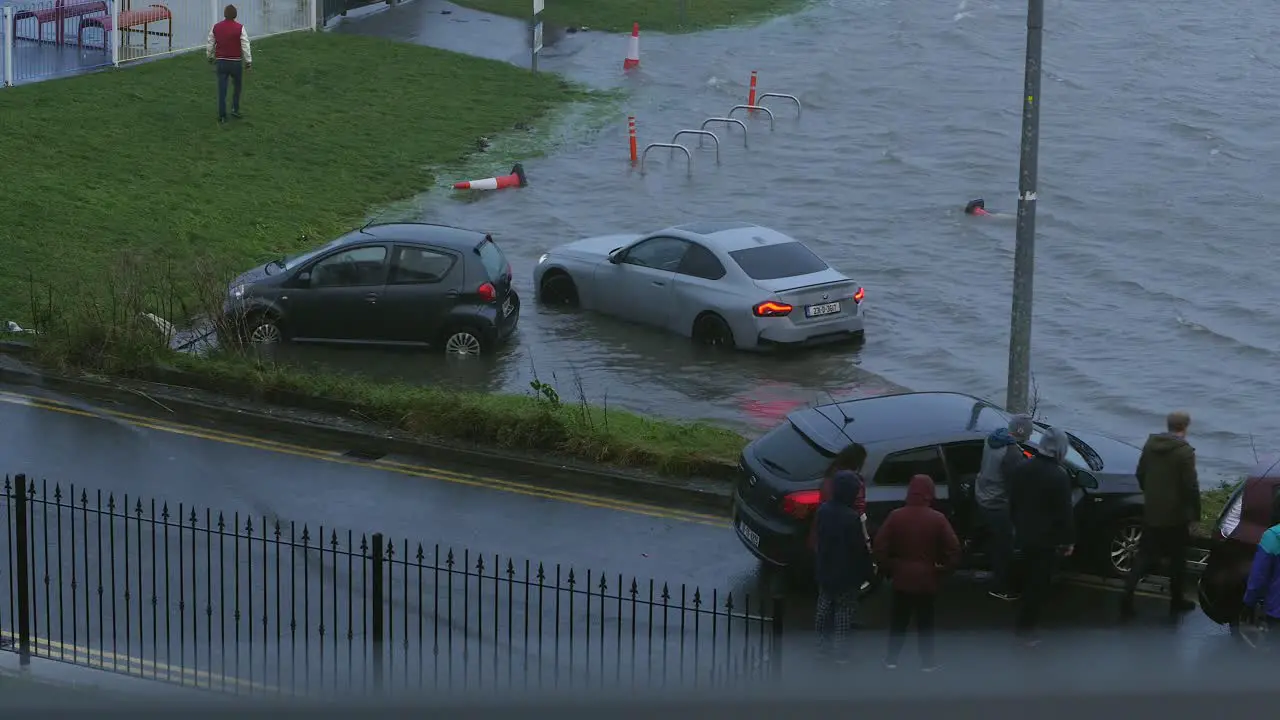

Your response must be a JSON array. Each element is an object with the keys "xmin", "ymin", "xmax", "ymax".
[
  {"xmin": 452, "ymin": 163, "xmax": 528, "ymax": 191},
  {"xmin": 623, "ymin": 23, "xmax": 640, "ymax": 70}
]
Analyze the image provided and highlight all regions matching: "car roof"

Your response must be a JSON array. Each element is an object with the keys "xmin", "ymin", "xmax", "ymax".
[
  {"xmin": 787, "ymin": 391, "xmax": 1008, "ymax": 451},
  {"xmin": 665, "ymin": 222, "xmax": 801, "ymax": 253},
  {"xmin": 348, "ymin": 222, "xmax": 491, "ymax": 250}
]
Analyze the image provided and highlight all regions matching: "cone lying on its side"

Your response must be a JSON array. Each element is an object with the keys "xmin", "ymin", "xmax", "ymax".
[{"xmin": 453, "ymin": 163, "xmax": 528, "ymax": 191}]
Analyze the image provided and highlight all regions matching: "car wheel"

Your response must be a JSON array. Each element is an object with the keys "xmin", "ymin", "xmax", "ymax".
[
  {"xmin": 244, "ymin": 313, "xmax": 284, "ymax": 346},
  {"xmin": 692, "ymin": 313, "xmax": 734, "ymax": 349},
  {"xmin": 442, "ymin": 327, "xmax": 486, "ymax": 357},
  {"xmin": 539, "ymin": 271, "xmax": 579, "ymax": 307},
  {"xmin": 1105, "ymin": 518, "xmax": 1144, "ymax": 577}
]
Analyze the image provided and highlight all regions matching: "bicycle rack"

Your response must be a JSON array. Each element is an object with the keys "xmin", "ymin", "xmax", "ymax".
[
  {"xmin": 727, "ymin": 104, "xmax": 775, "ymax": 131},
  {"xmin": 757, "ymin": 92, "xmax": 802, "ymax": 117},
  {"xmin": 640, "ymin": 142, "xmax": 692, "ymax": 175},
  {"xmin": 671, "ymin": 130, "xmax": 720, "ymax": 164},
  {"xmin": 700, "ymin": 117, "xmax": 748, "ymax": 147}
]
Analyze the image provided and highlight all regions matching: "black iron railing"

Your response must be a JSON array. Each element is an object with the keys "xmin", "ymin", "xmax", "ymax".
[{"xmin": 0, "ymin": 474, "xmax": 783, "ymax": 694}]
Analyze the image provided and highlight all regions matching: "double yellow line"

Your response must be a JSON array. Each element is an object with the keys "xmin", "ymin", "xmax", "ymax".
[{"xmin": 0, "ymin": 390, "xmax": 730, "ymax": 528}]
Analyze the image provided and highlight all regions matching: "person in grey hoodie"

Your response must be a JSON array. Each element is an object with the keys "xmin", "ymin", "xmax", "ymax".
[{"xmin": 975, "ymin": 413, "xmax": 1034, "ymax": 601}]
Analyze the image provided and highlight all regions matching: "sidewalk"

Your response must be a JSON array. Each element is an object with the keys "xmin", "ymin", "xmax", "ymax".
[{"xmin": 0, "ymin": 648, "xmax": 219, "ymax": 706}]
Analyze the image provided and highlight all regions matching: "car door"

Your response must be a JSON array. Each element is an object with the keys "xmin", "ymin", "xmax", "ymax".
[
  {"xmin": 374, "ymin": 244, "xmax": 463, "ymax": 344},
  {"xmin": 866, "ymin": 445, "xmax": 953, "ymax": 536},
  {"xmin": 287, "ymin": 244, "xmax": 390, "ymax": 342},
  {"xmin": 593, "ymin": 236, "xmax": 687, "ymax": 327},
  {"xmin": 670, "ymin": 241, "xmax": 728, "ymax": 335},
  {"xmin": 940, "ymin": 440, "xmax": 986, "ymax": 544}
]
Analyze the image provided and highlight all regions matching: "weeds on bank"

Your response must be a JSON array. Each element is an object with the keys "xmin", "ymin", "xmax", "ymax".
[
  {"xmin": 24, "ymin": 258, "xmax": 747, "ymax": 477},
  {"xmin": 449, "ymin": 0, "xmax": 811, "ymax": 33}
]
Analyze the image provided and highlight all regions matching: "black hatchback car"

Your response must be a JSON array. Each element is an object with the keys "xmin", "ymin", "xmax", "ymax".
[
  {"xmin": 223, "ymin": 223, "xmax": 520, "ymax": 356},
  {"xmin": 732, "ymin": 391, "xmax": 1147, "ymax": 578}
]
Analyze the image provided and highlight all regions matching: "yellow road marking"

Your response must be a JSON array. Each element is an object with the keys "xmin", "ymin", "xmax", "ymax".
[{"xmin": 0, "ymin": 390, "xmax": 729, "ymax": 529}]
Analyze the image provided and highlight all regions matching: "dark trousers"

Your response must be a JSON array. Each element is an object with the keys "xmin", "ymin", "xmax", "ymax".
[
  {"xmin": 887, "ymin": 591, "xmax": 936, "ymax": 666},
  {"xmin": 1122, "ymin": 525, "xmax": 1189, "ymax": 610},
  {"xmin": 814, "ymin": 589, "xmax": 858, "ymax": 657},
  {"xmin": 980, "ymin": 506, "xmax": 1015, "ymax": 593},
  {"xmin": 216, "ymin": 59, "xmax": 244, "ymax": 119},
  {"xmin": 1015, "ymin": 545, "xmax": 1058, "ymax": 637}
]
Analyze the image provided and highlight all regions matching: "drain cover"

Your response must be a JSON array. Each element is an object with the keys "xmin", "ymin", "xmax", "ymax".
[{"xmin": 342, "ymin": 448, "xmax": 386, "ymax": 462}]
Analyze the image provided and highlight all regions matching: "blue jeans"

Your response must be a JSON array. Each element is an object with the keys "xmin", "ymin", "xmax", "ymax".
[
  {"xmin": 216, "ymin": 59, "xmax": 244, "ymax": 119},
  {"xmin": 980, "ymin": 506, "xmax": 1014, "ymax": 593}
]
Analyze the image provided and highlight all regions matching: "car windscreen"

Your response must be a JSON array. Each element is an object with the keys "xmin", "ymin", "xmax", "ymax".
[
  {"xmin": 751, "ymin": 422, "xmax": 835, "ymax": 482},
  {"xmin": 1027, "ymin": 428, "xmax": 1093, "ymax": 472},
  {"xmin": 728, "ymin": 242, "xmax": 829, "ymax": 281},
  {"xmin": 476, "ymin": 239, "xmax": 510, "ymax": 282},
  {"xmin": 283, "ymin": 238, "xmax": 345, "ymax": 271}
]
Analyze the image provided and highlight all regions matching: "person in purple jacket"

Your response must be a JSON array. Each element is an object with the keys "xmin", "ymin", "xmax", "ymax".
[{"xmin": 1241, "ymin": 495, "xmax": 1280, "ymax": 630}]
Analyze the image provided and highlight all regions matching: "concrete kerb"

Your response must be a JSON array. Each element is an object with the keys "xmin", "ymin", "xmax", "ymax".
[{"xmin": 0, "ymin": 354, "xmax": 737, "ymax": 518}]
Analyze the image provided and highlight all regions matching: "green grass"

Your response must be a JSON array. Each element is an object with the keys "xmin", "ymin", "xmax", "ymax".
[
  {"xmin": 1198, "ymin": 481, "xmax": 1239, "ymax": 537},
  {"xmin": 0, "ymin": 31, "xmax": 583, "ymax": 323},
  {"xmin": 449, "ymin": 0, "xmax": 811, "ymax": 33}
]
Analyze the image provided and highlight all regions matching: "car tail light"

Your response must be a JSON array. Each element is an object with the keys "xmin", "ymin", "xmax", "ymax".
[
  {"xmin": 781, "ymin": 489, "xmax": 822, "ymax": 520},
  {"xmin": 753, "ymin": 301, "xmax": 793, "ymax": 317},
  {"xmin": 853, "ymin": 287, "xmax": 865, "ymax": 304},
  {"xmin": 477, "ymin": 282, "xmax": 497, "ymax": 303}
]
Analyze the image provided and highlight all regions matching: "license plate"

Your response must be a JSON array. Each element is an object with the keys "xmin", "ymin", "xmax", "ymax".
[
  {"xmin": 805, "ymin": 301, "xmax": 841, "ymax": 318},
  {"xmin": 737, "ymin": 520, "xmax": 761, "ymax": 548},
  {"xmin": 502, "ymin": 297, "xmax": 514, "ymax": 317}
]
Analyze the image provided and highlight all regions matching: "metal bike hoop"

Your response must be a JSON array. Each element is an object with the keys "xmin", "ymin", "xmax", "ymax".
[
  {"xmin": 757, "ymin": 92, "xmax": 802, "ymax": 117},
  {"xmin": 671, "ymin": 130, "xmax": 720, "ymax": 164},
  {"xmin": 640, "ymin": 143, "xmax": 692, "ymax": 175},
  {"xmin": 699, "ymin": 117, "xmax": 748, "ymax": 147},
  {"xmin": 727, "ymin": 104, "xmax": 775, "ymax": 130}
]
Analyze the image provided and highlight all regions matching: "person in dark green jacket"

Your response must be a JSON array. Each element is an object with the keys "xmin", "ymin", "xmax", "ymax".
[{"xmin": 1120, "ymin": 411, "xmax": 1200, "ymax": 619}]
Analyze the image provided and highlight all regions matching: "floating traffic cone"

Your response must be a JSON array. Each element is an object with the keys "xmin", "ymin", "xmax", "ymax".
[
  {"xmin": 453, "ymin": 163, "xmax": 528, "ymax": 191},
  {"xmin": 623, "ymin": 23, "xmax": 640, "ymax": 70},
  {"xmin": 628, "ymin": 116, "xmax": 638, "ymax": 164},
  {"xmin": 747, "ymin": 70, "xmax": 758, "ymax": 107}
]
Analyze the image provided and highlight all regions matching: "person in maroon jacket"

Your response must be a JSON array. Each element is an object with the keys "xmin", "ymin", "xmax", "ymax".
[
  {"xmin": 873, "ymin": 474, "xmax": 961, "ymax": 671},
  {"xmin": 206, "ymin": 5, "xmax": 254, "ymax": 123}
]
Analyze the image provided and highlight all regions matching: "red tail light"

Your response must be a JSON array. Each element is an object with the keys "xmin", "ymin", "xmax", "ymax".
[
  {"xmin": 753, "ymin": 301, "xmax": 793, "ymax": 317},
  {"xmin": 781, "ymin": 489, "xmax": 822, "ymax": 520},
  {"xmin": 477, "ymin": 282, "xmax": 497, "ymax": 303},
  {"xmin": 853, "ymin": 287, "xmax": 865, "ymax": 304},
  {"xmin": 1023, "ymin": 449, "xmax": 1033, "ymax": 458}
]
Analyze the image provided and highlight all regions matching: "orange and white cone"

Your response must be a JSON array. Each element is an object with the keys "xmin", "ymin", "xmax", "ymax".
[
  {"xmin": 623, "ymin": 23, "xmax": 640, "ymax": 70},
  {"xmin": 452, "ymin": 163, "xmax": 528, "ymax": 191}
]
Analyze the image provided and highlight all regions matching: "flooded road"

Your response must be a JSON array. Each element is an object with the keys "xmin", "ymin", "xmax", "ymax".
[{"xmin": 322, "ymin": 0, "xmax": 1280, "ymax": 482}]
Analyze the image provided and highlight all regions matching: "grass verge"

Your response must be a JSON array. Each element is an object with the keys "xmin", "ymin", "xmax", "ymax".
[
  {"xmin": 0, "ymin": 31, "xmax": 584, "ymax": 323},
  {"xmin": 1198, "ymin": 481, "xmax": 1238, "ymax": 536},
  {"xmin": 449, "ymin": 0, "xmax": 811, "ymax": 33}
]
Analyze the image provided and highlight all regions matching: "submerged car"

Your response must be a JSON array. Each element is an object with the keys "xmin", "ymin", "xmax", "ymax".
[
  {"xmin": 223, "ymin": 223, "xmax": 519, "ymax": 356},
  {"xmin": 732, "ymin": 391, "xmax": 1148, "ymax": 578},
  {"xmin": 1198, "ymin": 458, "xmax": 1280, "ymax": 633},
  {"xmin": 533, "ymin": 221, "xmax": 865, "ymax": 350}
]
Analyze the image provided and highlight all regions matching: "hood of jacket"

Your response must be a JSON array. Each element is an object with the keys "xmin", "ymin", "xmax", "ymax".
[
  {"xmin": 905, "ymin": 474, "xmax": 936, "ymax": 507},
  {"xmin": 1261, "ymin": 525, "xmax": 1280, "ymax": 556},
  {"xmin": 1144, "ymin": 432, "xmax": 1194, "ymax": 457},
  {"xmin": 830, "ymin": 470, "xmax": 861, "ymax": 507},
  {"xmin": 986, "ymin": 427, "xmax": 1016, "ymax": 450}
]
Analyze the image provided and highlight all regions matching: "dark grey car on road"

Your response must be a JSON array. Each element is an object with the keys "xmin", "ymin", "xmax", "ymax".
[
  {"xmin": 732, "ymin": 391, "xmax": 1148, "ymax": 579},
  {"xmin": 224, "ymin": 222, "xmax": 520, "ymax": 356}
]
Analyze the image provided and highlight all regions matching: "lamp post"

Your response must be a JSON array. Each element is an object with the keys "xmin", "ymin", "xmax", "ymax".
[{"xmin": 1006, "ymin": 0, "xmax": 1044, "ymax": 414}]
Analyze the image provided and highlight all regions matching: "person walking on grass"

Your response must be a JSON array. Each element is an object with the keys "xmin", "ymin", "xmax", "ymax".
[
  {"xmin": 873, "ymin": 474, "xmax": 961, "ymax": 671},
  {"xmin": 976, "ymin": 413, "xmax": 1035, "ymax": 601},
  {"xmin": 1008, "ymin": 426, "xmax": 1075, "ymax": 646},
  {"xmin": 813, "ymin": 470, "xmax": 874, "ymax": 663},
  {"xmin": 207, "ymin": 4, "xmax": 253, "ymax": 124},
  {"xmin": 1119, "ymin": 411, "xmax": 1200, "ymax": 621}
]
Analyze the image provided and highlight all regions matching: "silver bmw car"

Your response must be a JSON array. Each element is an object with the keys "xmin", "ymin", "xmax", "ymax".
[{"xmin": 533, "ymin": 221, "xmax": 866, "ymax": 350}]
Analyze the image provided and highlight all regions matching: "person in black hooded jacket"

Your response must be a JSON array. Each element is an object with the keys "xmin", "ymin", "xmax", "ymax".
[
  {"xmin": 814, "ymin": 470, "xmax": 874, "ymax": 660},
  {"xmin": 1008, "ymin": 426, "xmax": 1076, "ymax": 645}
]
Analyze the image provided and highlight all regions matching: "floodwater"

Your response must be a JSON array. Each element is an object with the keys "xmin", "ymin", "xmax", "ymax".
[{"xmin": 311, "ymin": 0, "xmax": 1280, "ymax": 483}]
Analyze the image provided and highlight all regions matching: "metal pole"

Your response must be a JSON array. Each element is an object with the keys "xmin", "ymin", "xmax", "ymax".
[
  {"xmin": 109, "ymin": 0, "xmax": 120, "ymax": 67},
  {"xmin": 2, "ymin": 6, "xmax": 15, "ymax": 86},
  {"xmin": 370, "ymin": 532, "xmax": 385, "ymax": 691},
  {"xmin": 1005, "ymin": 0, "xmax": 1043, "ymax": 414},
  {"xmin": 14, "ymin": 474, "xmax": 32, "ymax": 666}
]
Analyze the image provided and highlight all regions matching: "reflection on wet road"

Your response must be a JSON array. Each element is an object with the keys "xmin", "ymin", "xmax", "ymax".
[{"xmin": 0, "ymin": 387, "xmax": 1246, "ymax": 693}]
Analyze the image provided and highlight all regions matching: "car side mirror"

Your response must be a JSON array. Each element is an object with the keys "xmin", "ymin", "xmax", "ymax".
[
  {"xmin": 608, "ymin": 251, "xmax": 623, "ymax": 265},
  {"xmin": 1074, "ymin": 469, "xmax": 1099, "ymax": 490}
]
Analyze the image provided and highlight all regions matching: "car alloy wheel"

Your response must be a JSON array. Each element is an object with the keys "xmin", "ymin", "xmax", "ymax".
[
  {"xmin": 1110, "ymin": 521, "xmax": 1143, "ymax": 575},
  {"xmin": 693, "ymin": 315, "xmax": 734, "ymax": 349},
  {"xmin": 541, "ymin": 274, "xmax": 578, "ymax": 306},
  {"xmin": 444, "ymin": 330, "xmax": 483, "ymax": 357},
  {"xmin": 248, "ymin": 320, "xmax": 282, "ymax": 346}
]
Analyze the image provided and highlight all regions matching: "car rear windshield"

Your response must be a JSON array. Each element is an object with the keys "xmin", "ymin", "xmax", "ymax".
[
  {"xmin": 752, "ymin": 422, "xmax": 835, "ymax": 482},
  {"xmin": 728, "ymin": 242, "xmax": 829, "ymax": 280},
  {"xmin": 476, "ymin": 239, "xmax": 510, "ymax": 282}
]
